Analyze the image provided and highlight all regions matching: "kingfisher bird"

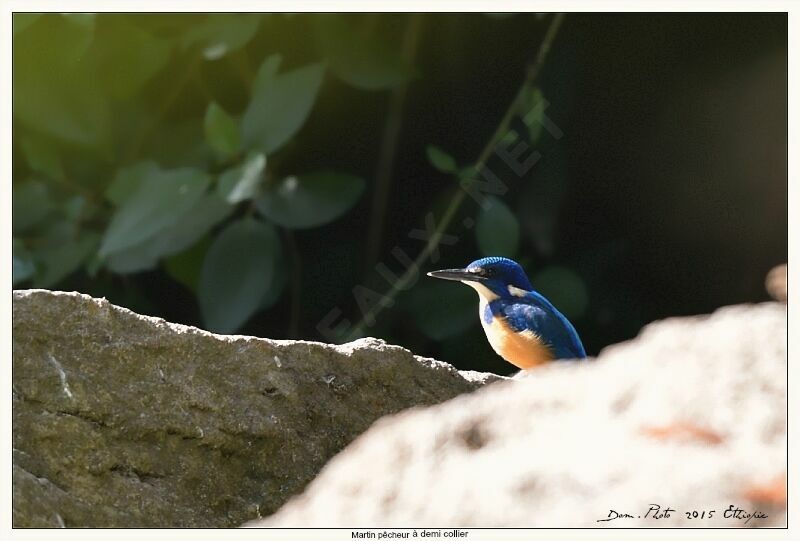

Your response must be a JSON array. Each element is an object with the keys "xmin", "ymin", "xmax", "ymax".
[{"xmin": 428, "ymin": 256, "xmax": 586, "ymax": 369}]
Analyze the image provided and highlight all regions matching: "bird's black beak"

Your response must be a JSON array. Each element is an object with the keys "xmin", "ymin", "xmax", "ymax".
[{"xmin": 427, "ymin": 268, "xmax": 484, "ymax": 282}]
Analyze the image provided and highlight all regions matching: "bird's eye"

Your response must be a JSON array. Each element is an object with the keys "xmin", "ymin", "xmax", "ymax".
[{"xmin": 484, "ymin": 267, "xmax": 496, "ymax": 277}]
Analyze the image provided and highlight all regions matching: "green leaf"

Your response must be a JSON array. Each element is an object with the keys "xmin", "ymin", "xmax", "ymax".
[
  {"xmin": 100, "ymin": 167, "xmax": 211, "ymax": 257},
  {"xmin": 105, "ymin": 161, "xmax": 160, "ymax": 206},
  {"xmin": 498, "ymin": 129, "xmax": 520, "ymax": 147},
  {"xmin": 61, "ymin": 14, "xmax": 96, "ymax": 60},
  {"xmin": 204, "ymin": 102, "xmax": 241, "ymax": 158},
  {"xmin": 13, "ymin": 180, "xmax": 54, "ymax": 234},
  {"xmin": 476, "ymin": 196, "xmax": 520, "ymax": 258},
  {"xmin": 13, "ymin": 14, "xmax": 42, "ymax": 36},
  {"xmin": 13, "ymin": 14, "xmax": 108, "ymax": 148},
  {"xmin": 426, "ymin": 145, "xmax": 457, "ymax": 173},
  {"xmin": 406, "ymin": 279, "xmax": 476, "ymax": 341},
  {"xmin": 33, "ymin": 232, "xmax": 100, "ymax": 288},
  {"xmin": 165, "ymin": 236, "xmax": 213, "ymax": 293},
  {"xmin": 94, "ymin": 18, "xmax": 170, "ymax": 100},
  {"xmin": 255, "ymin": 171, "xmax": 365, "ymax": 229},
  {"xmin": 107, "ymin": 193, "xmax": 234, "ymax": 274},
  {"xmin": 37, "ymin": 217, "xmax": 76, "ymax": 245},
  {"xmin": 241, "ymin": 55, "xmax": 325, "ymax": 155},
  {"xmin": 20, "ymin": 137, "xmax": 65, "ymax": 181},
  {"xmin": 151, "ymin": 194, "xmax": 234, "ymax": 255},
  {"xmin": 217, "ymin": 152, "xmax": 266, "ymax": 204},
  {"xmin": 85, "ymin": 252, "xmax": 104, "ymax": 277},
  {"xmin": 138, "ymin": 118, "xmax": 209, "ymax": 169},
  {"xmin": 314, "ymin": 15, "xmax": 413, "ymax": 90},
  {"xmin": 63, "ymin": 195, "xmax": 91, "ymax": 222},
  {"xmin": 181, "ymin": 14, "xmax": 261, "ymax": 60},
  {"xmin": 198, "ymin": 218, "xmax": 281, "ymax": 333},
  {"xmin": 259, "ymin": 258, "xmax": 288, "ymax": 310},
  {"xmin": 13, "ymin": 239, "xmax": 36, "ymax": 286}
]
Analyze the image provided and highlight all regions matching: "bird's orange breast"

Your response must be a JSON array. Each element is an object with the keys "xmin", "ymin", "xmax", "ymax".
[{"xmin": 481, "ymin": 314, "xmax": 555, "ymax": 369}]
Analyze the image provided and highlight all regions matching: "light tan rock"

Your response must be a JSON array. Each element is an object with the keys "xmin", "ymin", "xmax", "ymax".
[
  {"xmin": 766, "ymin": 263, "xmax": 787, "ymax": 302},
  {"xmin": 257, "ymin": 303, "xmax": 787, "ymax": 528}
]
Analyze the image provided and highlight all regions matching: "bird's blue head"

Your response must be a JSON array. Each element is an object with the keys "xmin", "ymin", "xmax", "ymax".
[{"xmin": 427, "ymin": 256, "xmax": 533, "ymax": 299}]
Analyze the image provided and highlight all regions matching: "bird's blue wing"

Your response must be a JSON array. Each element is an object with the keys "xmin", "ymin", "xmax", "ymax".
[{"xmin": 498, "ymin": 296, "xmax": 586, "ymax": 360}]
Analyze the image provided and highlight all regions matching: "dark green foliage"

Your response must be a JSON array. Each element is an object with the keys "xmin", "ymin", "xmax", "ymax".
[
  {"xmin": 217, "ymin": 153, "xmax": 267, "ymax": 204},
  {"xmin": 9, "ymin": 13, "xmax": 571, "ymax": 342},
  {"xmin": 35, "ymin": 232, "xmax": 100, "ymax": 288},
  {"xmin": 180, "ymin": 14, "xmax": 262, "ymax": 60},
  {"xmin": 100, "ymin": 166, "xmax": 211, "ymax": 257},
  {"xmin": 254, "ymin": 172, "xmax": 365, "ymax": 229},
  {"xmin": 240, "ymin": 54, "xmax": 325, "ymax": 155},
  {"xmin": 13, "ymin": 180, "xmax": 54, "ymax": 233},
  {"xmin": 476, "ymin": 196, "xmax": 520, "ymax": 258},
  {"xmin": 7, "ymin": 12, "xmax": 611, "ymax": 357},
  {"xmin": 426, "ymin": 145, "xmax": 458, "ymax": 174},
  {"xmin": 531, "ymin": 266, "xmax": 589, "ymax": 320},
  {"xmin": 19, "ymin": 136, "xmax": 66, "ymax": 181},
  {"xmin": 107, "ymin": 192, "xmax": 233, "ymax": 274},
  {"xmin": 204, "ymin": 102, "xmax": 241, "ymax": 159},
  {"xmin": 314, "ymin": 15, "xmax": 414, "ymax": 90},
  {"xmin": 12, "ymin": 240, "xmax": 35, "ymax": 286},
  {"xmin": 406, "ymin": 280, "xmax": 475, "ymax": 341},
  {"xmin": 164, "ymin": 237, "xmax": 212, "ymax": 293},
  {"xmin": 198, "ymin": 217, "xmax": 281, "ymax": 332},
  {"xmin": 11, "ymin": 14, "xmax": 392, "ymax": 333},
  {"xmin": 13, "ymin": 12, "xmax": 782, "ymax": 372}
]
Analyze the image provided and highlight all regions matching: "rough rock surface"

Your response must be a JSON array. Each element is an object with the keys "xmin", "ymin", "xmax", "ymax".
[
  {"xmin": 257, "ymin": 303, "xmax": 787, "ymax": 528},
  {"xmin": 12, "ymin": 290, "xmax": 498, "ymax": 528}
]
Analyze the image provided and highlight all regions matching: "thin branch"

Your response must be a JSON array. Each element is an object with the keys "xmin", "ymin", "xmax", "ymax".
[
  {"xmin": 347, "ymin": 13, "xmax": 566, "ymax": 340},
  {"xmin": 364, "ymin": 14, "xmax": 424, "ymax": 271},
  {"xmin": 526, "ymin": 13, "xmax": 565, "ymax": 86}
]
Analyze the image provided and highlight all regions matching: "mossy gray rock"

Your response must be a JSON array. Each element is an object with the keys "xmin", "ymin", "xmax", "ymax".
[{"xmin": 12, "ymin": 289, "xmax": 498, "ymax": 527}]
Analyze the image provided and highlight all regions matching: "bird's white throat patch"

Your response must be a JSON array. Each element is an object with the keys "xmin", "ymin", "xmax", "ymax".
[
  {"xmin": 462, "ymin": 281, "xmax": 498, "ymax": 302},
  {"xmin": 507, "ymin": 285, "xmax": 529, "ymax": 297}
]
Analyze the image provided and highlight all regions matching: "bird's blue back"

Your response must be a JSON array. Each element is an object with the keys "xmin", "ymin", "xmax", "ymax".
[{"xmin": 483, "ymin": 289, "xmax": 586, "ymax": 360}]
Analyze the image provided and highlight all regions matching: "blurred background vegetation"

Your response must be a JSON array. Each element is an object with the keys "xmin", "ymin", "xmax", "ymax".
[{"xmin": 12, "ymin": 13, "xmax": 787, "ymax": 375}]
